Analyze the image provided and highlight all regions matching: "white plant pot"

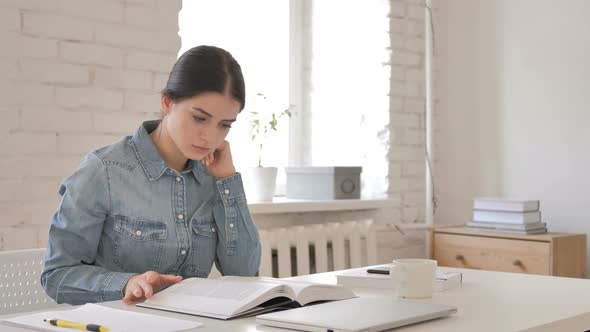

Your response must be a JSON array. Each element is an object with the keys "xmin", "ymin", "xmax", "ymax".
[{"xmin": 242, "ymin": 167, "xmax": 278, "ymax": 202}]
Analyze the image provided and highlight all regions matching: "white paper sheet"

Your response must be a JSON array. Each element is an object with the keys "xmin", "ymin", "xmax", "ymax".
[{"xmin": 1, "ymin": 303, "xmax": 202, "ymax": 332}]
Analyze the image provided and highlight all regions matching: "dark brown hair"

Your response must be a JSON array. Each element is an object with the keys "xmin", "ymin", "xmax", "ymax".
[{"xmin": 161, "ymin": 45, "xmax": 245, "ymax": 110}]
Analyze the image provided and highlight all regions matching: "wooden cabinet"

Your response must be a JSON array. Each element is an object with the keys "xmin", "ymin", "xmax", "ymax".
[{"xmin": 433, "ymin": 227, "xmax": 587, "ymax": 278}]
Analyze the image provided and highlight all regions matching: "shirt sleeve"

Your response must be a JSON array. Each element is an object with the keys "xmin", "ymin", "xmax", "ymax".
[
  {"xmin": 41, "ymin": 152, "xmax": 135, "ymax": 305},
  {"xmin": 212, "ymin": 173, "xmax": 261, "ymax": 276}
]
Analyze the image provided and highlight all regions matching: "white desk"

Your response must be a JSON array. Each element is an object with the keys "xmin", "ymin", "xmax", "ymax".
[{"xmin": 2, "ymin": 267, "xmax": 590, "ymax": 331}]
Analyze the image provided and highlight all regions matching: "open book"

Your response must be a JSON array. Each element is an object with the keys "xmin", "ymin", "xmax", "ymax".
[{"xmin": 137, "ymin": 276, "xmax": 357, "ymax": 320}]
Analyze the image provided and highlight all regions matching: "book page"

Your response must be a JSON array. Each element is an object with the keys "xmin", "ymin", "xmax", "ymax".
[
  {"xmin": 140, "ymin": 277, "xmax": 289, "ymax": 319},
  {"xmin": 1, "ymin": 303, "xmax": 201, "ymax": 332},
  {"xmin": 288, "ymin": 281, "xmax": 357, "ymax": 305},
  {"xmin": 172, "ymin": 278, "xmax": 265, "ymax": 301},
  {"xmin": 220, "ymin": 276, "xmax": 355, "ymax": 305},
  {"xmin": 220, "ymin": 276, "xmax": 313, "ymax": 297}
]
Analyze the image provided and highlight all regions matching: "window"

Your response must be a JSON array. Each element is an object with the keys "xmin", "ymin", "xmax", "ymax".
[
  {"xmin": 179, "ymin": 0, "xmax": 390, "ymax": 198},
  {"xmin": 307, "ymin": 0, "xmax": 390, "ymax": 197},
  {"xmin": 179, "ymin": 0, "xmax": 290, "ymax": 169}
]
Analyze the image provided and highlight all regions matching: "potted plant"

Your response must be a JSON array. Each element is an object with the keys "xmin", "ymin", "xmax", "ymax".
[{"xmin": 243, "ymin": 92, "xmax": 292, "ymax": 202}]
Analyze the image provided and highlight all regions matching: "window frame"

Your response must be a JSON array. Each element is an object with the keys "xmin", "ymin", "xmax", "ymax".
[{"xmin": 288, "ymin": 0, "xmax": 312, "ymax": 167}]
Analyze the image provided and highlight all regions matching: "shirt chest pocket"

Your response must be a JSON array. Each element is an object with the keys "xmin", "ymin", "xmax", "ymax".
[
  {"xmin": 113, "ymin": 215, "xmax": 168, "ymax": 272},
  {"xmin": 188, "ymin": 217, "xmax": 218, "ymax": 277},
  {"xmin": 192, "ymin": 218, "xmax": 217, "ymax": 238}
]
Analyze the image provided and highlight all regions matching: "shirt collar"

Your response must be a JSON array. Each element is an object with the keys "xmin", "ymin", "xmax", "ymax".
[{"xmin": 132, "ymin": 120, "xmax": 205, "ymax": 183}]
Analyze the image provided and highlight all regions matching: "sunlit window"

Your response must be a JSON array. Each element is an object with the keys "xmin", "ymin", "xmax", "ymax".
[
  {"xmin": 179, "ymin": 0, "xmax": 390, "ymax": 197},
  {"xmin": 309, "ymin": 0, "xmax": 390, "ymax": 197},
  {"xmin": 179, "ymin": 0, "xmax": 290, "ymax": 170}
]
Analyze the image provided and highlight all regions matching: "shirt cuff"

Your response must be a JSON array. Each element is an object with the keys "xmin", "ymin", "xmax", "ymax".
[
  {"xmin": 216, "ymin": 172, "xmax": 246, "ymax": 199},
  {"xmin": 102, "ymin": 272, "xmax": 137, "ymax": 301}
]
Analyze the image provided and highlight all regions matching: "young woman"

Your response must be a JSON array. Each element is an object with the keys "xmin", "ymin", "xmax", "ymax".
[{"xmin": 41, "ymin": 46, "xmax": 261, "ymax": 305}]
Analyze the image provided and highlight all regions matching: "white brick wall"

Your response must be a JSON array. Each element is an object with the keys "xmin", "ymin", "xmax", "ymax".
[
  {"xmin": 93, "ymin": 112, "xmax": 151, "ymax": 135},
  {"xmin": 127, "ymin": 50, "xmax": 176, "ymax": 72},
  {"xmin": 388, "ymin": 0, "xmax": 436, "ymax": 224},
  {"xmin": 0, "ymin": 0, "xmax": 181, "ymax": 249},
  {"xmin": 21, "ymin": 108, "xmax": 93, "ymax": 132},
  {"xmin": 13, "ymin": 82, "xmax": 56, "ymax": 106},
  {"xmin": 20, "ymin": 59, "xmax": 90, "ymax": 84},
  {"xmin": 94, "ymin": 68, "xmax": 153, "ymax": 90},
  {"xmin": 0, "ymin": 0, "xmax": 430, "ymax": 258},
  {"xmin": 61, "ymin": 42, "xmax": 125, "ymax": 67},
  {"xmin": 56, "ymin": 87, "xmax": 124, "ymax": 111},
  {"xmin": 16, "ymin": 35, "xmax": 60, "ymax": 58},
  {"xmin": 1, "ymin": 0, "xmax": 58, "ymax": 11},
  {"xmin": 23, "ymin": 12, "xmax": 94, "ymax": 41},
  {"xmin": 0, "ymin": 8, "xmax": 20, "ymax": 31},
  {"xmin": 58, "ymin": 0, "xmax": 125, "ymax": 23},
  {"xmin": 0, "ymin": 132, "xmax": 57, "ymax": 155}
]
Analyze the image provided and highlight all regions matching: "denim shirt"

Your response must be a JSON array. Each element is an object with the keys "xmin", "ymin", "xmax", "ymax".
[{"xmin": 41, "ymin": 120, "xmax": 261, "ymax": 305}]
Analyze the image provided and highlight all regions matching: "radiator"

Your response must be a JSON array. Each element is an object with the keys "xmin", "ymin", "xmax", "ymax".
[{"xmin": 258, "ymin": 220, "xmax": 378, "ymax": 278}]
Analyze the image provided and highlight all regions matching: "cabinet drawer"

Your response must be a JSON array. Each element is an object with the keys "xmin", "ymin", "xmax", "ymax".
[{"xmin": 434, "ymin": 233, "xmax": 551, "ymax": 275}]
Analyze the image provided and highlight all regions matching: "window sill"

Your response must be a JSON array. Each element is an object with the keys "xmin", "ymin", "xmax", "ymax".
[{"xmin": 247, "ymin": 197, "xmax": 399, "ymax": 215}]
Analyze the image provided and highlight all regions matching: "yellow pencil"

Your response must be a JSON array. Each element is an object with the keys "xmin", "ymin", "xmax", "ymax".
[{"xmin": 43, "ymin": 318, "xmax": 109, "ymax": 332}]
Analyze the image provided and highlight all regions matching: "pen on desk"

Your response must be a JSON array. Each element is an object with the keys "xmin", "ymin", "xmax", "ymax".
[
  {"xmin": 43, "ymin": 318, "xmax": 109, "ymax": 332},
  {"xmin": 366, "ymin": 268, "xmax": 389, "ymax": 275}
]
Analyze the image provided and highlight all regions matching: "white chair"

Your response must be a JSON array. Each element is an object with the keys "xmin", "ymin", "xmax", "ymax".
[
  {"xmin": 258, "ymin": 220, "xmax": 379, "ymax": 278},
  {"xmin": 0, "ymin": 248, "xmax": 65, "ymax": 314}
]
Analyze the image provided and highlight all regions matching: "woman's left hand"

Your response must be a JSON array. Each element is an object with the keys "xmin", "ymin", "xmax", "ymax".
[{"xmin": 202, "ymin": 140, "xmax": 236, "ymax": 179}]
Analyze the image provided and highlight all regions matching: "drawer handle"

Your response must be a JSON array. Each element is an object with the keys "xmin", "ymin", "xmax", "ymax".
[
  {"xmin": 513, "ymin": 259, "xmax": 523, "ymax": 267},
  {"xmin": 455, "ymin": 254, "xmax": 465, "ymax": 261}
]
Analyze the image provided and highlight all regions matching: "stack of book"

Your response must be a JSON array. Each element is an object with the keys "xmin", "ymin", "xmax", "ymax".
[{"xmin": 466, "ymin": 198, "xmax": 547, "ymax": 234}]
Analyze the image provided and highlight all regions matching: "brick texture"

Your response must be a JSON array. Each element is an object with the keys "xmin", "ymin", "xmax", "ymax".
[
  {"xmin": 0, "ymin": 0, "xmax": 431, "ymax": 257},
  {"xmin": 388, "ymin": 0, "xmax": 436, "ymax": 224},
  {"xmin": 0, "ymin": 0, "xmax": 181, "ymax": 247}
]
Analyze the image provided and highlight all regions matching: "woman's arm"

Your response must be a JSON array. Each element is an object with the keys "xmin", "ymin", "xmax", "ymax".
[
  {"xmin": 212, "ymin": 173, "xmax": 261, "ymax": 276},
  {"xmin": 41, "ymin": 153, "xmax": 135, "ymax": 305}
]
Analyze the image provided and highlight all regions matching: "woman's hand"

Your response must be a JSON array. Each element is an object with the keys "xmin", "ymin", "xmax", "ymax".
[
  {"xmin": 122, "ymin": 271, "xmax": 182, "ymax": 304},
  {"xmin": 202, "ymin": 140, "xmax": 237, "ymax": 179}
]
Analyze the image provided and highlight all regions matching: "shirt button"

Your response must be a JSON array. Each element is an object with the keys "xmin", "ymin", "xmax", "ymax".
[
  {"xmin": 135, "ymin": 230, "xmax": 142, "ymax": 236},
  {"xmin": 224, "ymin": 189, "xmax": 230, "ymax": 195},
  {"xmin": 176, "ymin": 177, "xmax": 181, "ymax": 182},
  {"xmin": 181, "ymin": 250, "xmax": 187, "ymax": 255},
  {"xmin": 178, "ymin": 214, "xmax": 184, "ymax": 220},
  {"xmin": 212, "ymin": 228, "xmax": 216, "ymax": 232},
  {"xmin": 229, "ymin": 223, "xmax": 234, "ymax": 228}
]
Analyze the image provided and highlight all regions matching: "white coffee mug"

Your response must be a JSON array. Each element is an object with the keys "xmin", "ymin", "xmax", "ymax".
[{"xmin": 390, "ymin": 259, "xmax": 437, "ymax": 298}]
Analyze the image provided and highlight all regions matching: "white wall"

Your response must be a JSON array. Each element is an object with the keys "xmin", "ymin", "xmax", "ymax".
[
  {"xmin": 0, "ymin": 0, "xmax": 436, "ymax": 266},
  {"xmin": 437, "ymin": 0, "xmax": 590, "ymax": 272},
  {"xmin": 0, "ymin": 1, "xmax": 426, "ymax": 259},
  {"xmin": 0, "ymin": 0, "xmax": 180, "ymax": 249},
  {"xmin": 388, "ymin": 0, "xmax": 432, "ymax": 224}
]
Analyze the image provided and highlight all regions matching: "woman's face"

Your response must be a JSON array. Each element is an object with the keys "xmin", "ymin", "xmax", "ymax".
[{"xmin": 162, "ymin": 92, "xmax": 240, "ymax": 161}]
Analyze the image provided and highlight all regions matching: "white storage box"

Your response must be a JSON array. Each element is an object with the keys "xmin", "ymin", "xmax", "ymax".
[{"xmin": 285, "ymin": 167, "xmax": 362, "ymax": 200}]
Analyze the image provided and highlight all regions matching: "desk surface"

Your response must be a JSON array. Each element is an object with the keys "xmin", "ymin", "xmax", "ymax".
[{"xmin": 2, "ymin": 267, "xmax": 590, "ymax": 332}]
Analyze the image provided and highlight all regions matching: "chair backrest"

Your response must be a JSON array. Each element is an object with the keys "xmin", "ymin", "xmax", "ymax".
[
  {"xmin": 0, "ymin": 248, "xmax": 65, "ymax": 314},
  {"xmin": 258, "ymin": 220, "xmax": 378, "ymax": 278}
]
